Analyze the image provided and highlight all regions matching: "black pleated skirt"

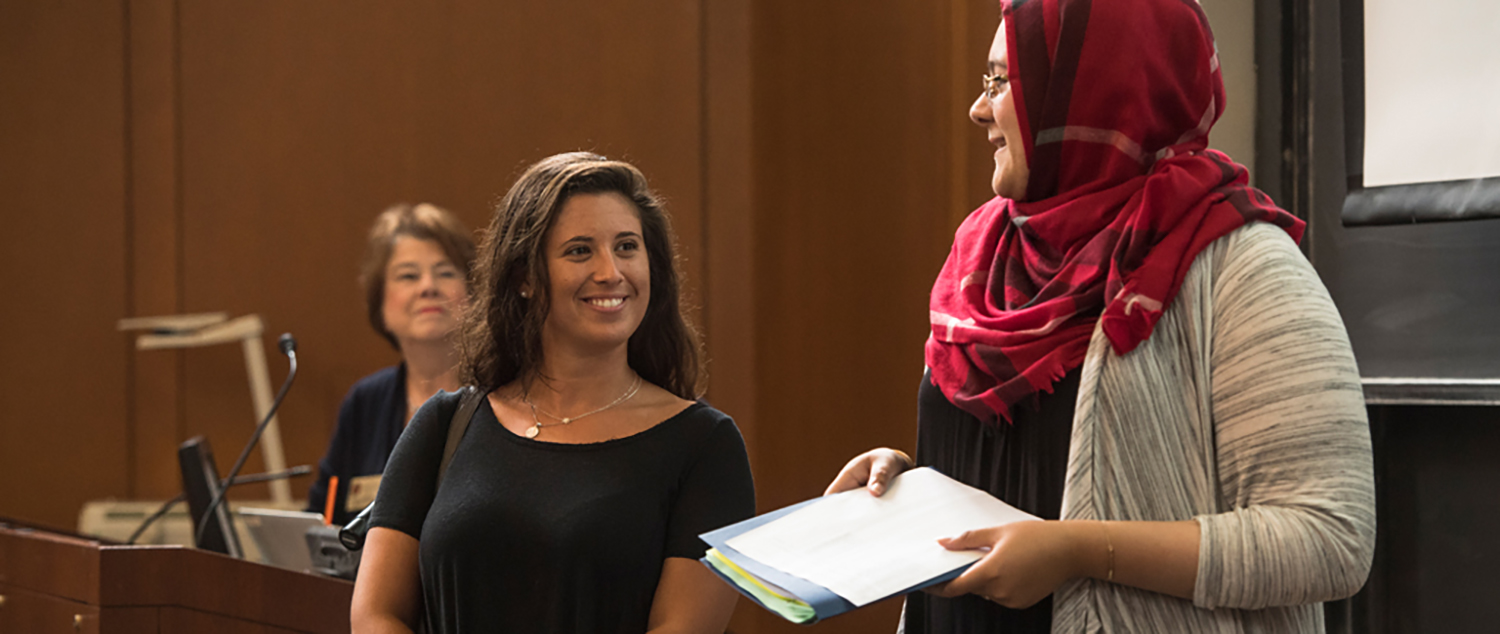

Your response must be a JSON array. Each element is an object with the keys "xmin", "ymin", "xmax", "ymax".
[{"xmin": 901, "ymin": 368, "xmax": 1080, "ymax": 634}]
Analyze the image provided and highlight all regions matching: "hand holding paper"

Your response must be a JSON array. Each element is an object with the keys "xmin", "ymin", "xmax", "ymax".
[
  {"xmin": 927, "ymin": 520, "xmax": 1087, "ymax": 609},
  {"xmin": 823, "ymin": 447, "xmax": 914, "ymax": 496},
  {"xmin": 700, "ymin": 468, "xmax": 1039, "ymax": 623}
]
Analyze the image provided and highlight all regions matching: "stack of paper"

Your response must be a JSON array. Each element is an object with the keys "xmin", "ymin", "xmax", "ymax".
[{"xmin": 699, "ymin": 468, "xmax": 1039, "ymax": 623}]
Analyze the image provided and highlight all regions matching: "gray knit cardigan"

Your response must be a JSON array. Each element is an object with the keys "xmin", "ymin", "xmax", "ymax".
[{"xmin": 1052, "ymin": 222, "xmax": 1376, "ymax": 632}]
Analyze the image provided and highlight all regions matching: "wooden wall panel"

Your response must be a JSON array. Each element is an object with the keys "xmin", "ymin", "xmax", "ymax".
[
  {"xmin": 0, "ymin": 1, "xmax": 131, "ymax": 529},
  {"xmin": 127, "ymin": 0, "xmax": 188, "ymax": 501},
  {"xmin": 747, "ymin": 1, "xmax": 994, "ymax": 504},
  {"xmin": 703, "ymin": 0, "xmax": 756, "ymax": 443},
  {"xmin": 742, "ymin": 1, "xmax": 996, "ymax": 632}
]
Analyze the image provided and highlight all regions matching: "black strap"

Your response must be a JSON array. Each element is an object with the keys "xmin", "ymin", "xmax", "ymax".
[
  {"xmin": 338, "ymin": 386, "xmax": 485, "ymax": 551},
  {"xmin": 437, "ymin": 387, "xmax": 485, "ymax": 489}
]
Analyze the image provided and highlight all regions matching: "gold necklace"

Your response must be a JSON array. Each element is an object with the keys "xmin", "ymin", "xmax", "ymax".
[{"xmin": 523, "ymin": 373, "xmax": 642, "ymax": 439}]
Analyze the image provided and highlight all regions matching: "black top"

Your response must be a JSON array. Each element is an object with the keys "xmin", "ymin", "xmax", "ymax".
[
  {"xmin": 306, "ymin": 365, "xmax": 407, "ymax": 525},
  {"xmin": 902, "ymin": 368, "xmax": 1080, "ymax": 634},
  {"xmin": 369, "ymin": 391, "xmax": 756, "ymax": 634}
]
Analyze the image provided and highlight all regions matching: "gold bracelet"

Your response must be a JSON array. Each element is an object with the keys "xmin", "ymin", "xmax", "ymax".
[
  {"xmin": 890, "ymin": 449, "xmax": 914, "ymax": 468},
  {"xmin": 1101, "ymin": 521, "xmax": 1115, "ymax": 582}
]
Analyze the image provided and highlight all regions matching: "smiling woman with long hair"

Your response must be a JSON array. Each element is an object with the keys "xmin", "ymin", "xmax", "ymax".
[{"xmin": 351, "ymin": 153, "xmax": 755, "ymax": 634}]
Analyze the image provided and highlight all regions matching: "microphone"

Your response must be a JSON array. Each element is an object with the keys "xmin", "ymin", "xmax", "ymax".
[
  {"xmin": 127, "ymin": 465, "xmax": 313, "ymax": 545},
  {"xmin": 194, "ymin": 332, "xmax": 299, "ymax": 549}
]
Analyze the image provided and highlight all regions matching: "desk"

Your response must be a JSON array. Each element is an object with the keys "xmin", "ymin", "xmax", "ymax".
[{"xmin": 0, "ymin": 519, "xmax": 351, "ymax": 633}]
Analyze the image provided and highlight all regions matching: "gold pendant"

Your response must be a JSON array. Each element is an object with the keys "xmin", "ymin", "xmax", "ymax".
[{"xmin": 526, "ymin": 425, "xmax": 541, "ymax": 439}]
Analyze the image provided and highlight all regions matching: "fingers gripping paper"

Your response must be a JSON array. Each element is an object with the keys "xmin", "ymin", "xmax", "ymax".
[{"xmin": 723, "ymin": 468, "xmax": 1038, "ymax": 607}]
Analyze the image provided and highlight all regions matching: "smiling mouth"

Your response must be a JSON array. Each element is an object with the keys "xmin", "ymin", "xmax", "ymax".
[{"xmin": 586, "ymin": 297, "xmax": 625, "ymax": 308}]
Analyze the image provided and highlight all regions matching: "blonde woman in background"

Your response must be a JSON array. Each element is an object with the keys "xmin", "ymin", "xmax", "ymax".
[{"xmin": 307, "ymin": 203, "xmax": 475, "ymax": 525}]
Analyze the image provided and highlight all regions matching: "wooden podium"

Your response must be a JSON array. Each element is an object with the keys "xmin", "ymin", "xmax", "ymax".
[{"xmin": 0, "ymin": 519, "xmax": 352, "ymax": 633}]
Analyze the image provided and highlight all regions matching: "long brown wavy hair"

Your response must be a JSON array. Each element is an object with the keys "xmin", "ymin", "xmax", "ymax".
[{"xmin": 459, "ymin": 152, "xmax": 704, "ymax": 399}]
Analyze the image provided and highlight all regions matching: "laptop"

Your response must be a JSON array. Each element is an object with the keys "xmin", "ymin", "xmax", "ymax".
[{"xmin": 238, "ymin": 507, "xmax": 325, "ymax": 572}]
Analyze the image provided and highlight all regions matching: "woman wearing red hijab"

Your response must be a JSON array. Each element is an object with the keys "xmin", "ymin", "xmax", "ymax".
[{"xmin": 826, "ymin": 0, "xmax": 1374, "ymax": 631}]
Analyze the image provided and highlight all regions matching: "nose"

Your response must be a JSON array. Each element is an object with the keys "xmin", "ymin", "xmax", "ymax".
[
  {"xmin": 418, "ymin": 271, "xmax": 441, "ymax": 296},
  {"xmin": 969, "ymin": 92, "xmax": 992, "ymax": 127},
  {"xmin": 591, "ymin": 253, "xmax": 624, "ymax": 284}
]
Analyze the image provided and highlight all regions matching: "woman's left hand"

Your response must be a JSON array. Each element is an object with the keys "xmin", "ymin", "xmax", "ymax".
[{"xmin": 926, "ymin": 520, "xmax": 1093, "ymax": 609}]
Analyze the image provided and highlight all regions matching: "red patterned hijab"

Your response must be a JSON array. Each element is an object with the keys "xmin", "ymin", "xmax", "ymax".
[{"xmin": 926, "ymin": 0, "xmax": 1305, "ymax": 424}]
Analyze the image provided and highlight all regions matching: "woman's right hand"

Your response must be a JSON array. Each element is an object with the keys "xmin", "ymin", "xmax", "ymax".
[{"xmin": 824, "ymin": 448, "xmax": 914, "ymax": 497}]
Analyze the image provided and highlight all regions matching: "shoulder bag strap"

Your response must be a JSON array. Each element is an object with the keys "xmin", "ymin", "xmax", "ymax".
[{"xmin": 436, "ymin": 386, "xmax": 485, "ymax": 490}]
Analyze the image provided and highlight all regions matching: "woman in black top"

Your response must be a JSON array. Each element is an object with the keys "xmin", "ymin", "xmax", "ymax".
[{"xmin": 352, "ymin": 152, "xmax": 756, "ymax": 634}]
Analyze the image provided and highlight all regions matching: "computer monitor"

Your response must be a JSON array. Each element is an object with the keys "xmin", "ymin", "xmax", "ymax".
[{"xmin": 178, "ymin": 436, "xmax": 243, "ymax": 557}]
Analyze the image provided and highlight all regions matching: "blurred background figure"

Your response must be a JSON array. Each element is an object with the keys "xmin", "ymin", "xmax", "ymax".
[{"xmin": 307, "ymin": 203, "xmax": 475, "ymax": 525}]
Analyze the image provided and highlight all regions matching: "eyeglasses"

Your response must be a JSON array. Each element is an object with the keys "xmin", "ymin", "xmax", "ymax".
[{"xmin": 981, "ymin": 73, "xmax": 1010, "ymax": 100}]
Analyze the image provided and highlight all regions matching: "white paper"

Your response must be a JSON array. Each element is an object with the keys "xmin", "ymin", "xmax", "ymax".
[
  {"xmin": 725, "ymin": 468, "xmax": 1038, "ymax": 606},
  {"xmin": 1364, "ymin": 0, "xmax": 1500, "ymax": 187}
]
